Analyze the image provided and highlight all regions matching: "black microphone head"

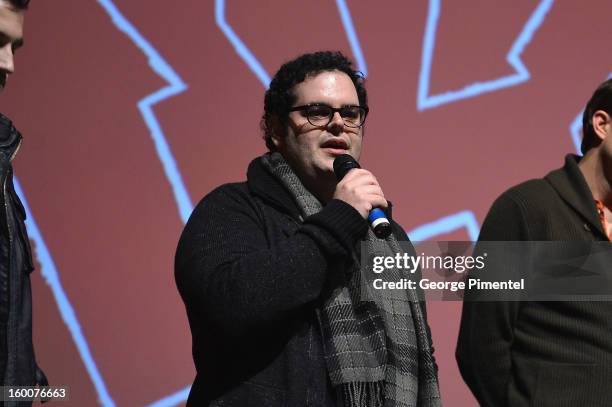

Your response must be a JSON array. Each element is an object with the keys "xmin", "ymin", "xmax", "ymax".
[{"xmin": 333, "ymin": 154, "xmax": 360, "ymax": 181}]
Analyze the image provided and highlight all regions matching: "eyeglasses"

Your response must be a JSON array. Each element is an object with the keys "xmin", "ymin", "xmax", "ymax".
[{"xmin": 289, "ymin": 103, "xmax": 369, "ymax": 128}]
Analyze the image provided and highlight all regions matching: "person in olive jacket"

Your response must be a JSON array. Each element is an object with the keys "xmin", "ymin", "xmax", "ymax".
[{"xmin": 457, "ymin": 78, "xmax": 612, "ymax": 407}]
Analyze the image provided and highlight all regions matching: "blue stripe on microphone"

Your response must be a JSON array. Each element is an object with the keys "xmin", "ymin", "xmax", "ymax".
[{"xmin": 368, "ymin": 208, "xmax": 388, "ymax": 224}]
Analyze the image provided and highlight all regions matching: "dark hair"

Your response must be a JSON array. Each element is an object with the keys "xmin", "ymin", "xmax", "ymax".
[
  {"xmin": 5, "ymin": 0, "xmax": 29, "ymax": 9},
  {"xmin": 261, "ymin": 51, "xmax": 367, "ymax": 150},
  {"xmin": 581, "ymin": 78, "xmax": 612, "ymax": 155}
]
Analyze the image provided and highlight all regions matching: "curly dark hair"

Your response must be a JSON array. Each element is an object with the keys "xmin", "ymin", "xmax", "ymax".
[
  {"xmin": 581, "ymin": 78, "xmax": 612, "ymax": 155},
  {"xmin": 261, "ymin": 51, "xmax": 367, "ymax": 150},
  {"xmin": 5, "ymin": 0, "xmax": 29, "ymax": 9}
]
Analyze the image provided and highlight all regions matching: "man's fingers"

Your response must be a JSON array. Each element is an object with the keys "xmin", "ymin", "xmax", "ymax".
[{"xmin": 366, "ymin": 194, "xmax": 388, "ymax": 210}]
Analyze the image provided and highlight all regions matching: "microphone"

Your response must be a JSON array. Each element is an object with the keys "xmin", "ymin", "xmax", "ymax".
[{"xmin": 333, "ymin": 154, "xmax": 392, "ymax": 238}]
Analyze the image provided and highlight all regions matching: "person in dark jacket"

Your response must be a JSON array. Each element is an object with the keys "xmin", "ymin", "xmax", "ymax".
[
  {"xmin": 0, "ymin": 0, "xmax": 49, "ymax": 403},
  {"xmin": 175, "ymin": 51, "xmax": 441, "ymax": 406},
  {"xmin": 456, "ymin": 78, "xmax": 612, "ymax": 407}
]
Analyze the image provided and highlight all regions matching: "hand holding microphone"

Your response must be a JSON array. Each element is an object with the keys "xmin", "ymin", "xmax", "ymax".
[{"xmin": 333, "ymin": 154, "xmax": 392, "ymax": 238}]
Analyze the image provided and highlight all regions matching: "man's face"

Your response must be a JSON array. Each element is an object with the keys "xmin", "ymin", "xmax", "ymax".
[
  {"xmin": 272, "ymin": 70, "xmax": 364, "ymax": 182},
  {"xmin": 0, "ymin": 1, "xmax": 23, "ymax": 89}
]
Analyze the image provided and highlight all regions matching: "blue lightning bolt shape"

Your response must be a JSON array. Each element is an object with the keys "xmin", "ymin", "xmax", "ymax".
[
  {"xmin": 408, "ymin": 210, "xmax": 480, "ymax": 241},
  {"xmin": 98, "ymin": 1, "xmax": 193, "ymax": 405},
  {"xmin": 13, "ymin": 178, "xmax": 116, "ymax": 406},
  {"xmin": 97, "ymin": 0, "xmax": 192, "ymax": 224},
  {"xmin": 215, "ymin": 0, "xmax": 368, "ymax": 87},
  {"xmin": 418, "ymin": 0, "xmax": 554, "ymax": 110},
  {"xmin": 571, "ymin": 110, "xmax": 583, "ymax": 154},
  {"xmin": 17, "ymin": 2, "xmax": 193, "ymax": 405},
  {"xmin": 146, "ymin": 386, "xmax": 190, "ymax": 407}
]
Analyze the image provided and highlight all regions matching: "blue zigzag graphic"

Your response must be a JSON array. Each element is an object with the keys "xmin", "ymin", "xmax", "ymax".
[
  {"xmin": 335, "ymin": 0, "xmax": 368, "ymax": 76},
  {"xmin": 215, "ymin": 0, "xmax": 368, "ymax": 87},
  {"xmin": 408, "ymin": 210, "xmax": 480, "ymax": 241},
  {"xmin": 570, "ymin": 110, "xmax": 583, "ymax": 154},
  {"xmin": 417, "ymin": 0, "xmax": 554, "ymax": 111},
  {"xmin": 146, "ymin": 386, "xmax": 190, "ymax": 407},
  {"xmin": 13, "ymin": 178, "xmax": 116, "ymax": 407},
  {"xmin": 97, "ymin": 0, "xmax": 192, "ymax": 224},
  {"xmin": 96, "ymin": 1, "xmax": 194, "ymax": 405},
  {"xmin": 569, "ymin": 73, "xmax": 612, "ymax": 154},
  {"xmin": 215, "ymin": 0, "xmax": 270, "ymax": 87}
]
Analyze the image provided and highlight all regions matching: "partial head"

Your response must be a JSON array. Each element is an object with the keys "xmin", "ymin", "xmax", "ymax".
[
  {"xmin": 581, "ymin": 78, "xmax": 612, "ymax": 155},
  {"xmin": 4, "ymin": 0, "xmax": 28, "ymax": 8},
  {"xmin": 261, "ymin": 51, "xmax": 368, "ymax": 190},
  {"xmin": 0, "ymin": 0, "xmax": 27, "ymax": 90}
]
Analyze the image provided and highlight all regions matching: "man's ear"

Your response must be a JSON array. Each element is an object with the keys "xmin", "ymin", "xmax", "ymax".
[
  {"xmin": 592, "ymin": 110, "xmax": 612, "ymax": 142},
  {"xmin": 269, "ymin": 115, "xmax": 285, "ymax": 148}
]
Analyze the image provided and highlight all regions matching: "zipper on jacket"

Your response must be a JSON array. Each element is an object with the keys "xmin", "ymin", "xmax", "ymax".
[
  {"xmin": 9, "ymin": 137, "xmax": 21, "ymax": 163},
  {"xmin": 2, "ymin": 170, "xmax": 15, "ymax": 381}
]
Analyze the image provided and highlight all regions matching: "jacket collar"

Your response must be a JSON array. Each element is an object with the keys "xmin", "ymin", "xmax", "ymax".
[
  {"xmin": 545, "ymin": 154, "xmax": 605, "ymax": 237},
  {"xmin": 246, "ymin": 156, "xmax": 302, "ymax": 220},
  {"xmin": 0, "ymin": 114, "xmax": 22, "ymax": 164}
]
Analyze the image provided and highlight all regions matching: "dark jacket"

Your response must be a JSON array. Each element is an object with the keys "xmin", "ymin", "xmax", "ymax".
[
  {"xmin": 175, "ymin": 157, "xmax": 423, "ymax": 406},
  {"xmin": 0, "ymin": 114, "xmax": 47, "ymax": 403},
  {"xmin": 456, "ymin": 154, "xmax": 612, "ymax": 407}
]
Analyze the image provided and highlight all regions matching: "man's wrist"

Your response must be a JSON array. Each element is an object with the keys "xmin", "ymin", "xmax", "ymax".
[{"xmin": 304, "ymin": 199, "xmax": 368, "ymax": 253}]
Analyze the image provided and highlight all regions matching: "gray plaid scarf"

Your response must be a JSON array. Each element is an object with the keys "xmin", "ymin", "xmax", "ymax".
[{"xmin": 261, "ymin": 153, "xmax": 441, "ymax": 407}]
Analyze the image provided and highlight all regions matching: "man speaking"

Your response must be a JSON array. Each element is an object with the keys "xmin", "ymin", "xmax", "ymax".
[{"xmin": 175, "ymin": 51, "xmax": 441, "ymax": 406}]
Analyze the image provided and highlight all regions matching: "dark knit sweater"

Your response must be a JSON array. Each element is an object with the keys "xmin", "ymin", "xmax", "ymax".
[
  {"xmin": 175, "ymin": 157, "xmax": 419, "ymax": 406},
  {"xmin": 456, "ymin": 155, "xmax": 612, "ymax": 407}
]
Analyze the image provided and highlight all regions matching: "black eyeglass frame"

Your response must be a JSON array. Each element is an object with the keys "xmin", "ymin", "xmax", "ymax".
[{"xmin": 288, "ymin": 103, "xmax": 369, "ymax": 128}]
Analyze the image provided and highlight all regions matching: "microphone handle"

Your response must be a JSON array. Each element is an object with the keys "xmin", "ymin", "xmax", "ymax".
[{"xmin": 333, "ymin": 154, "xmax": 392, "ymax": 238}]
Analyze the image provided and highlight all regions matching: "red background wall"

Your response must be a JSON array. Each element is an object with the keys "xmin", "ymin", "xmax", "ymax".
[{"xmin": 0, "ymin": 1, "xmax": 610, "ymax": 405}]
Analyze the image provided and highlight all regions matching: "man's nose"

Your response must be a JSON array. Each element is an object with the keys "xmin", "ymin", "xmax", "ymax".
[
  {"xmin": 0, "ymin": 45, "xmax": 15, "ymax": 74},
  {"xmin": 329, "ymin": 111, "xmax": 344, "ymax": 128}
]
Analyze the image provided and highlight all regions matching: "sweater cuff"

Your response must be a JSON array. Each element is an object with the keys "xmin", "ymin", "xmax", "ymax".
[{"xmin": 302, "ymin": 199, "xmax": 368, "ymax": 255}]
